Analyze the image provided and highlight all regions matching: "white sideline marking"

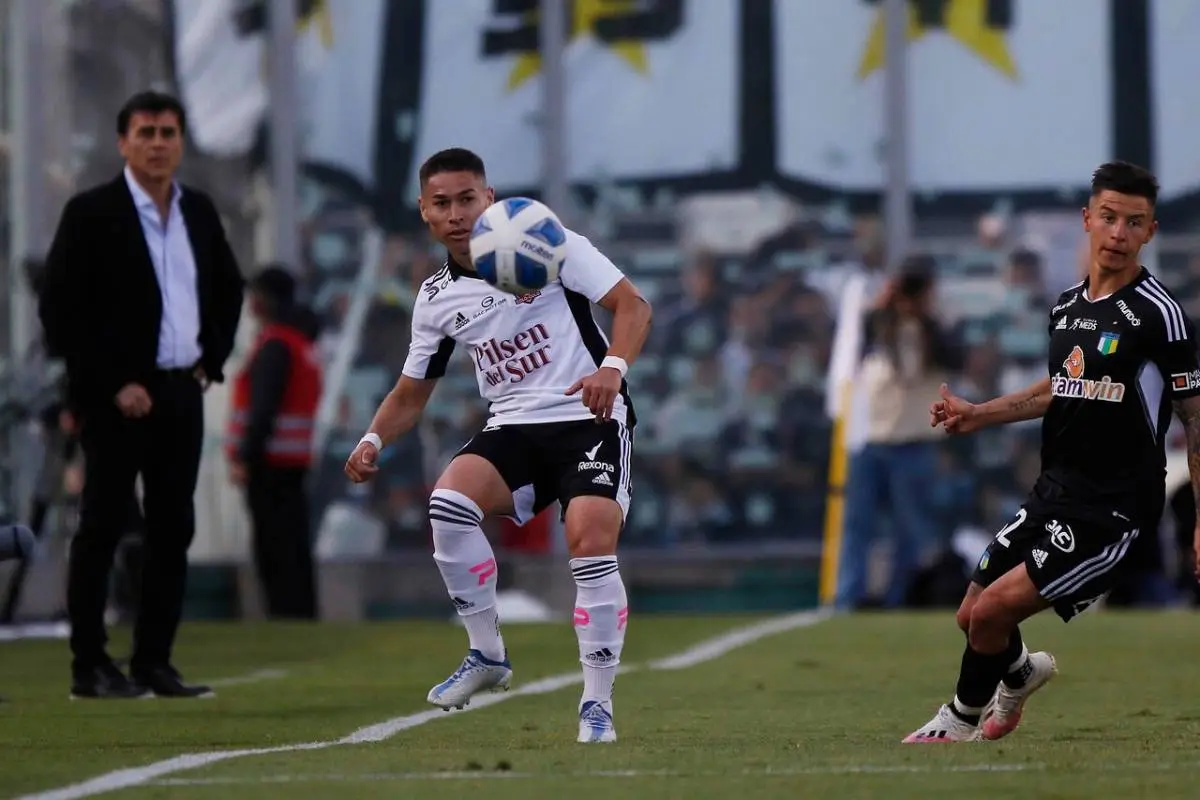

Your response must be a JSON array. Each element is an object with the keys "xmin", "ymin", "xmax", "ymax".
[
  {"xmin": 204, "ymin": 668, "xmax": 289, "ymax": 688},
  {"xmin": 147, "ymin": 763, "xmax": 1047, "ymax": 785},
  {"xmin": 649, "ymin": 609, "xmax": 832, "ymax": 670},
  {"xmin": 145, "ymin": 760, "xmax": 1200, "ymax": 786},
  {"xmin": 18, "ymin": 610, "xmax": 826, "ymax": 800}
]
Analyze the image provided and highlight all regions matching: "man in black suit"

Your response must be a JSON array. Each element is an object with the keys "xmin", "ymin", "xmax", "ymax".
[{"xmin": 39, "ymin": 91, "xmax": 244, "ymax": 699}]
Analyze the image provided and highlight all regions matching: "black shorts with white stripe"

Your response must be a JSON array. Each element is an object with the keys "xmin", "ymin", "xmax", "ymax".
[
  {"xmin": 970, "ymin": 497, "xmax": 1142, "ymax": 622},
  {"xmin": 454, "ymin": 419, "xmax": 633, "ymax": 525}
]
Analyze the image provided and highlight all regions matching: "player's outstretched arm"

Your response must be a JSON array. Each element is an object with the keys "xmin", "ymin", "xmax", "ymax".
[
  {"xmin": 344, "ymin": 375, "xmax": 436, "ymax": 483},
  {"xmin": 931, "ymin": 377, "xmax": 1051, "ymax": 434}
]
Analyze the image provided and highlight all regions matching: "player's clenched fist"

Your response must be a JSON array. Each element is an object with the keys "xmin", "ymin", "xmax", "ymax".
[
  {"xmin": 344, "ymin": 440, "xmax": 380, "ymax": 483},
  {"xmin": 566, "ymin": 366, "xmax": 623, "ymax": 422}
]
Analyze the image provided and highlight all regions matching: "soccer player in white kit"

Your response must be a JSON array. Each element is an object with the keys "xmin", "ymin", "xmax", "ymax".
[{"xmin": 345, "ymin": 148, "xmax": 652, "ymax": 743}]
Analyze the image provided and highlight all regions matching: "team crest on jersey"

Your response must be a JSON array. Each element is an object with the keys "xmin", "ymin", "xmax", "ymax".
[
  {"xmin": 1097, "ymin": 331, "xmax": 1119, "ymax": 356},
  {"xmin": 1051, "ymin": 345, "xmax": 1125, "ymax": 403},
  {"xmin": 514, "ymin": 290, "xmax": 541, "ymax": 304}
]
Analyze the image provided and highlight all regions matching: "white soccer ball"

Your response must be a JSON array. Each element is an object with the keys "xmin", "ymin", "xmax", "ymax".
[{"xmin": 469, "ymin": 197, "xmax": 567, "ymax": 296}]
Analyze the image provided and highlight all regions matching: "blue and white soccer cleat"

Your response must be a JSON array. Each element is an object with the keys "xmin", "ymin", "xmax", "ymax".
[
  {"xmin": 426, "ymin": 649, "xmax": 512, "ymax": 711},
  {"xmin": 577, "ymin": 700, "xmax": 617, "ymax": 743}
]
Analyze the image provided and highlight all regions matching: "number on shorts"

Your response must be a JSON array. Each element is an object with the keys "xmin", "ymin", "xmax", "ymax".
[{"xmin": 993, "ymin": 508, "xmax": 1027, "ymax": 548}]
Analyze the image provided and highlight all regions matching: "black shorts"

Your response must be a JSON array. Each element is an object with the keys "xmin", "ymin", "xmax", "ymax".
[
  {"xmin": 970, "ymin": 499, "xmax": 1142, "ymax": 622},
  {"xmin": 454, "ymin": 418, "xmax": 633, "ymax": 524}
]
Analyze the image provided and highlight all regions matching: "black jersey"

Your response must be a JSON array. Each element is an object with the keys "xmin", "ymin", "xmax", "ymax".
[{"xmin": 1038, "ymin": 268, "xmax": 1200, "ymax": 518}]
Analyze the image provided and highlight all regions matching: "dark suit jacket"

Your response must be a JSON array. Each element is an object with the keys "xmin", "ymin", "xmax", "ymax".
[{"xmin": 38, "ymin": 174, "xmax": 245, "ymax": 413}]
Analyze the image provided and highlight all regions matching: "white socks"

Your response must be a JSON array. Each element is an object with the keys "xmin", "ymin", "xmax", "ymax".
[
  {"xmin": 571, "ymin": 555, "xmax": 629, "ymax": 705},
  {"xmin": 429, "ymin": 486, "xmax": 629, "ymax": 698},
  {"xmin": 429, "ymin": 489, "xmax": 506, "ymax": 662}
]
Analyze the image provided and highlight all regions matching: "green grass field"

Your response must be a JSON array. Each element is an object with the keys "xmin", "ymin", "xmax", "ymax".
[{"xmin": 2, "ymin": 609, "xmax": 1199, "ymax": 799}]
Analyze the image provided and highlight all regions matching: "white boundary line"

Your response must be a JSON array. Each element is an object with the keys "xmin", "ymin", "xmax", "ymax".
[
  {"xmin": 18, "ymin": 609, "xmax": 830, "ymax": 800},
  {"xmin": 139, "ymin": 760, "xmax": 1200, "ymax": 785},
  {"xmin": 203, "ymin": 668, "xmax": 290, "ymax": 689},
  {"xmin": 144, "ymin": 763, "xmax": 1047, "ymax": 786}
]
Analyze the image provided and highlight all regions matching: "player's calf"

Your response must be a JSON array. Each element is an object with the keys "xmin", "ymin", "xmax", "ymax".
[
  {"xmin": 429, "ymin": 487, "xmax": 507, "ymax": 662},
  {"xmin": 425, "ymin": 476, "xmax": 517, "ymax": 710},
  {"xmin": 565, "ymin": 496, "xmax": 627, "ymax": 742}
]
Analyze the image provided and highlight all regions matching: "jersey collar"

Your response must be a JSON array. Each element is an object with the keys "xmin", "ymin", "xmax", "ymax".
[
  {"xmin": 445, "ymin": 252, "xmax": 480, "ymax": 282},
  {"xmin": 1080, "ymin": 265, "xmax": 1148, "ymax": 301}
]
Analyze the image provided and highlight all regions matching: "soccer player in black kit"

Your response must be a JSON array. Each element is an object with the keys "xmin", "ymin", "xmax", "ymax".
[{"xmin": 903, "ymin": 161, "xmax": 1200, "ymax": 743}]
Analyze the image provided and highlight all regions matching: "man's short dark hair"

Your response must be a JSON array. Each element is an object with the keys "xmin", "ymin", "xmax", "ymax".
[
  {"xmin": 1091, "ymin": 161, "xmax": 1158, "ymax": 206},
  {"xmin": 418, "ymin": 147, "xmax": 486, "ymax": 188},
  {"xmin": 117, "ymin": 91, "xmax": 187, "ymax": 137},
  {"xmin": 250, "ymin": 264, "xmax": 297, "ymax": 308}
]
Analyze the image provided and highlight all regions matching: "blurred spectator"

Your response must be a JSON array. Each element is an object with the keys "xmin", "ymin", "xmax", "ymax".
[
  {"xmin": 977, "ymin": 212, "xmax": 1008, "ymax": 251},
  {"xmin": 654, "ymin": 351, "xmax": 731, "ymax": 460},
  {"xmin": 654, "ymin": 250, "xmax": 728, "ymax": 356},
  {"xmin": 226, "ymin": 266, "xmax": 322, "ymax": 620},
  {"xmin": 1004, "ymin": 248, "xmax": 1049, "ymax": 310},
  {"xmin": 836, "ymin": 257, "xmax": 963, "ymax": 610}
]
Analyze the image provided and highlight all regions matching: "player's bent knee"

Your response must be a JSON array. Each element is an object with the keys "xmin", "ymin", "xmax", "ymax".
[
  {"xmin": 564, "ymin": 496, "xmax": 623, "ymax": 557},
  {"xmin": 955, "ymin": 582, "xmax": 984, "ymax": 634},
  {"xmin": 434, "ymin": 454, "xmax": 514, "ymax": 517},
  {"xmin": 966, "ymin": 596, "xmax": 1012, "ymax": 651}
]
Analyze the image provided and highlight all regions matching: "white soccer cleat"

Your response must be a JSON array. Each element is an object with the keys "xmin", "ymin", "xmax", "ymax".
[
  {"xmin": 426, "ymin": 649, "xmax": 512, "ymax": 711},
  {"xmin": 979, "ymin": 651, "xmax": 1058, "ymax": 740},
  {"xmin": 577, "ymin": 700, "xmax": 617, "ymax": 743},
  {"xmin": 901, "ymin": 704, "xmax": 981, "ymax": 743}
]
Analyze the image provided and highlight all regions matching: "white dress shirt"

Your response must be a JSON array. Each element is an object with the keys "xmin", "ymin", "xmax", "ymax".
[{"xmin": 124, "ymin": 167, "xmax": 202, "ymax": 369}]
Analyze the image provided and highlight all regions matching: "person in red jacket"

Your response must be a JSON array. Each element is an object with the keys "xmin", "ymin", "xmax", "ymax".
[{"xmin": 226, "ymin": 266, "xmax": 321, "ymax": 619}]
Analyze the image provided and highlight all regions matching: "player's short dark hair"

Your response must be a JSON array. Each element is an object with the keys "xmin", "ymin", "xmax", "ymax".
[
  {"xmin": 1090, "ymin": 161, "xmax": 1158, "ymax": 206},
  {"xmin": 419, "ymin": 148, "xmax": 486, "ymax": 188},
  {"xmin": 117, "ymin": 90, "xmax": 187, "ymax": 137}
]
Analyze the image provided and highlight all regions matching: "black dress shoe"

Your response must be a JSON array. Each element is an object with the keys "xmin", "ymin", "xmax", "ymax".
[
  {"xmin": 132, "ymin": 665, "xmax": 214, "ymax": 698},
  {"xmin": 70, "ymin": 662, "xmax": 151, "ymax": 699}
]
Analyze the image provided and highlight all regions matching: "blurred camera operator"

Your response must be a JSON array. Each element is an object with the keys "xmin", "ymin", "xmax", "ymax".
[{"xmin": 835, "ymin": 256, "xmax": 963, "ymax": 610}]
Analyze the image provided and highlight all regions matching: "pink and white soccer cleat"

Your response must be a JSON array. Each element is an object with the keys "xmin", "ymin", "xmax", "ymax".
[
  {"xmin": 979, "ymin": 651, "xmax": 1058, "ymax": 741},
  {"xmin": 902, "ymin": 704, "xmax": 981, "ymax": 743}
]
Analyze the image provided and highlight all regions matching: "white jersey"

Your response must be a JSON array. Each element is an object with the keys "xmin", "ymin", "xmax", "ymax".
[{"xmin": 401, "ymin": 229, "xmax": 635, "ymax": 427}]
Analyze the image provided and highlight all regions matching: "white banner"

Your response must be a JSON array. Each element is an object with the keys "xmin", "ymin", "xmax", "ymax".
[
  {"xmin": 1152, "ymin": 0, "xmax": 1200, "ymax": 201},
  {"xmin": 171, "ymin": 0, "xmax": 384, "ymax": 192},
  {"xmin": 775, "ymin": 0, "xmax": 1110, "ymax": 192},
  {"xmin": 407, "ymin": 0, "xmax": 739, "ymax": 197},
  {"xmin": 172, "ymin": 0, "xmax": 267, "ymax": 156}
]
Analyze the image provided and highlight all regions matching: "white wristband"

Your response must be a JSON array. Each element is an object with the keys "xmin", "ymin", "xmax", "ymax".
[
  {"xmin": 359, "ymin": 432, "xmax": 383, "ymax": 452},
  {"xmin": 600, "ymin": 356, "xmax": 629, "ymax": 378}
]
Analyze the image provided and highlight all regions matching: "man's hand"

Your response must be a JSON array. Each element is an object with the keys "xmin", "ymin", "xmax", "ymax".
[
  {"xmin": 344, "ymin": 440, "xmax": 380, "ymax": 483},
  {"xmin": 193, "ymin": 365, "xmax": 211, "ymax": 391},
  {"xmin": 228, "ymin": 460, "xmax": 248, "ymax": 485},
  {"xmin": 566, "ymin": 367, "xmax": 623, "ymax": 422},
  {"xmin": 115, "ymin": 383, "xmax": 152, "ymax": 418},
  {"xmin": 930, "ymin": 383, "xmax": 979, "ymax": 434}
]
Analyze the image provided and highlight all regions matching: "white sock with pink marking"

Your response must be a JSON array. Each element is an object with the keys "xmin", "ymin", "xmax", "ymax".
[
  {"xmin": 571, "ymin": 555, "xmax": 628, "ymax": 705},
  {"xmin": 429, "ymin": 488, "xmax": 506, "ymax": 662}
]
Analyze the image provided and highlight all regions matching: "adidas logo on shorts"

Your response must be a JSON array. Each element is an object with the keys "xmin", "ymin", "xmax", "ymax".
[
  {"xmin": 592, "ymin": 473, "xmax": 613, "ymax": 486},
  {"xmin": 1032, "ymin": 548, "xmax": 1048, "ymax": 568}
]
